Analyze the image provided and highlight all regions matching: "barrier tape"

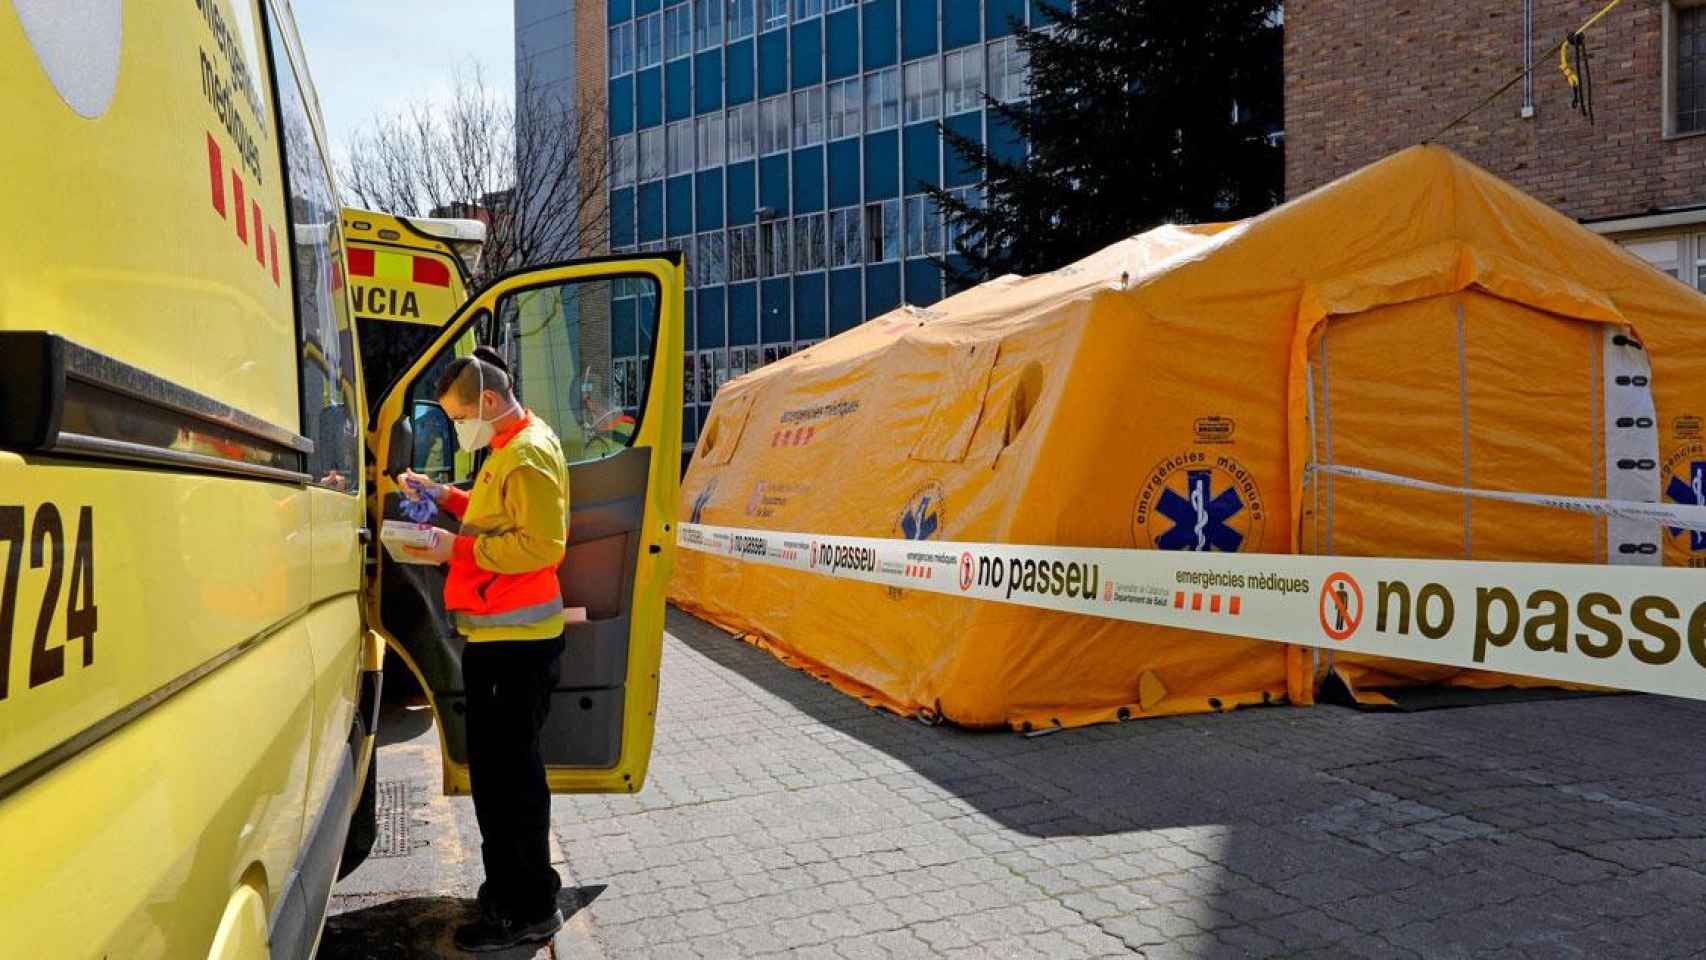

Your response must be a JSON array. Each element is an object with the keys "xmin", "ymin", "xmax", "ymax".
[
  {"xmin": 678, "ymin": 522, "xmax": 1706, "ymax": 702},
  {"xmin": 1312, "ymin": 463, "xmax": 1706, "ymax": 531}
]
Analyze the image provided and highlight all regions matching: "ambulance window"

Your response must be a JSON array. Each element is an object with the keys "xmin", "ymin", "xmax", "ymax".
[
  {"xmin": 355, "ymin": 317, "xmax": 439, "ymax": 416},
  {"xmin": 271, "ymin": 22, "xmax": 359, "ymax": 493},
  {"xmin": 493, "ymin": 277, "xmax": 659, "ymax": 465}
]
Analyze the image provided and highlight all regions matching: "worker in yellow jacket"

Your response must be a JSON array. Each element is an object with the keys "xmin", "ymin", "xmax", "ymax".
[{"xmin": 400, "ymin": 346, "xmax": 570, "ymax": 952}]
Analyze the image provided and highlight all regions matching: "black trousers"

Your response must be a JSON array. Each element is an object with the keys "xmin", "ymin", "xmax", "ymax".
[{"xmin": 462, "ymin": 633, "xmax": 565, "ymax": 922}]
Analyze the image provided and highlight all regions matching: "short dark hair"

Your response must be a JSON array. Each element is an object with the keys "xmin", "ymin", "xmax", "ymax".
[{"xmin": 434, "ymin": 346, "xmax": 512, "ymax": 404}]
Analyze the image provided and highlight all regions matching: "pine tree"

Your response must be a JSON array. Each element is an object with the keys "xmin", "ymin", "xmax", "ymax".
[{"xmin": 927, "ymin": 0, "xmax": 1284, "ymax": 284}]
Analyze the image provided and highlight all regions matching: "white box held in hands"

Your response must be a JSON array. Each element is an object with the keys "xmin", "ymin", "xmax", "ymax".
[{"xmin": 380, "ymin": 520, "xmax": 444, "ymax": 564}]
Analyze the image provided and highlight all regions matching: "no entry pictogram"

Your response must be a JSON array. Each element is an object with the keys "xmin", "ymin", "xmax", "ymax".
[{"xmin": 1319, "ymin": 571, "xmax": 1364, "ymax": 641}]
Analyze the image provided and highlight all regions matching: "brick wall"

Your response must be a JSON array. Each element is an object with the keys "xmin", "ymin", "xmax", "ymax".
[{"xmin": 1285, "ymin": 0, "xmax": 1706, "ymax": 221}]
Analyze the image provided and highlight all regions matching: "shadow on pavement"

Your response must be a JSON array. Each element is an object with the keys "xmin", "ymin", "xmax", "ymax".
[
  {"xmin": 376, "ymin": 698, "xmax": 436, "ymax": 748},
  {"xmin": 663, "ymin": 607, "xmax": 1301, "ymax": 840},
  {"xmin": 662, "ymin": 606, "xmax": 1703, "ymax": 843},
  {"xmin": 319, "ymin": 886, "xmax": 604, "ymax": 959},
  {"xmin": 659, "ymin": 607, "xmax": 1706, "ymax": 953}
]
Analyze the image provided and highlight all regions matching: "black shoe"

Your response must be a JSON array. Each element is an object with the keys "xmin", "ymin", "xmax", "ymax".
[{"xmin": 453, "ymin": 908, "xmax": 564, "ymax": 953}]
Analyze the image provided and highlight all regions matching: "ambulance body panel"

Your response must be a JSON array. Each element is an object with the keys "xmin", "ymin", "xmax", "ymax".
[{"xmin": 0, "ymin": 2, "xmax": 371, "ymax": 957}]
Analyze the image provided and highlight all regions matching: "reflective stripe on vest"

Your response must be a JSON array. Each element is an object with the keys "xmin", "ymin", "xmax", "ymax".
[{"xmin": 456, "ymin": 597, "xmax": 567, "ymax": 629}]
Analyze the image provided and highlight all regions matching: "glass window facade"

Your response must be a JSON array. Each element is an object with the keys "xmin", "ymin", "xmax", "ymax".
[
  {"xmin": 1680, "ymin": 4, "xmax": 1706, "ymax": 134},
  {"xmin": 793, "ymin": 86, "xmax": 825, "ymax": 147},
  {"xmin": 828, "ymin": 206, "xmax": 860, "ymax": 267},
  {"xmin": 586, "ymin": 0, "xmax": 1037, "ymax": 450},
  {"xmin": 668, "ymin": 120, "xmax": 695, "ymax": 175},
  {"xmin": 904, "ymin": 194, "xmax": 943, "ymax": 257},
  {"xmin": 729, "ymin": 0, "xmax": 756, "ymax": 40},
  {"xmin": 795, "ymin": 213, "xmax": 827, "ymax": 271},
  {"xmin": 759, "ymin": 94, "xmax": 791, "ymax": 155},
  {"xmin": 728, "ymin": 101, "xmax": 757, "ymax": 161},
  {"xmin": 864, "ymin": 199, "xmax": 900, "ymax": 263},
  {"xmin": 609, "ymin": 21, "xmax": 636, "ymax": 76},
  {"xmin": 903, "ymin": 58, "xmax": 941, "ymax": 123},
  {"xmin": 759, "ymin": 219, "xmax": 790, "ymax": 276},
  {"xmin": 699, "ymin": 231, "xmax": 728, "ymax": 284},
  {"xmin": 695, "ymin": 0, "xmax": 723, "ymax": 50},
  {"xmin": 636, "ymin": 12, "xmax": 663, "ymax": 69},
  {"xmin": 697, "ymin": 112, "xmax": 725, "ymax": 168},
  {"xmin": 666, "ymin": 5, "xmax": 693, "ymax": 59},
  {"xmin": 638, "ymin": 126, "xmax": 666, "ymax": 181},
  {"xmin": 945, "ymin": 185, "xmax": 982, "ymax": 252},
  {"xmin": 828, "ymin": 77, "xmax": 862, "ymax": 139},
  {"xmin": 987, "ymin": 36, "xmax": 1028, "ymax": 103},
  {"xmin": 729, "ymin": 224, "xmax": 758, "ymax": 280},
  {"xmin": 611, "ymin": 133, "xmax": 637, "ymax": 186},
  {"xmin": 943, "ymin": 46, "xmax": 983, "ymax": 115},
  {"xmin": 864, "ymin": 66, "xmax": 900, "ymax": 132}
]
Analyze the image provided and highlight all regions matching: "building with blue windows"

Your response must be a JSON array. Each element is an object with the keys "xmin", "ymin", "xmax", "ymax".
[{"xmin": 516, "ymin": 0, "xmax": 1045, "ymax": 457}]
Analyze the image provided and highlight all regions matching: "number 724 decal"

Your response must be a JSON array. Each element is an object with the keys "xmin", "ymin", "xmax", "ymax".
[{"xmin": 0, "ymin": 504, "xmax": 97, "ymax": 700}]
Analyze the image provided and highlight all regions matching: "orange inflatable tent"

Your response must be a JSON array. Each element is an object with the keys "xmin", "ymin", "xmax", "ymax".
[{"xmin": 669, "ymin": 146, "xmax": 1706, "ymax": 729}]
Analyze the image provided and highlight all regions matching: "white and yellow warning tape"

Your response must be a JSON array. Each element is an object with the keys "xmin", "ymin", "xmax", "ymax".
[{"xmin": 678, "ymin": 522, "xmax": 1706, "ymax": 702}]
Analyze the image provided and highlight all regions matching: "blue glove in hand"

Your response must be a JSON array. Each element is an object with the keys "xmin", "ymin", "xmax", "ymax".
[{"xmin": 400, "ymin": 481, "xmax": 439, "ymax": 523}]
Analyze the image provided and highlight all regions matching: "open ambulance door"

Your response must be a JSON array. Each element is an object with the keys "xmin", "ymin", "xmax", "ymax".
[{"xmin": 366, "ymin": 254, "xmax": 683, "ymax": 794}]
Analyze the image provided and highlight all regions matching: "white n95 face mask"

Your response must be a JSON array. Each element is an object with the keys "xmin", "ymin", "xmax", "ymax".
[
  {"xmin": 453, "ymin": 415, "xmax": 496, "ymax": 452},
  {"xmin": 451, "ymin": 360, "xmax": 516, "ymax": 453}
]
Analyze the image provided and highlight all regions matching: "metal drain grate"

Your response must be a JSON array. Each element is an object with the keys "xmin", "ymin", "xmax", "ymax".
[{"xmin": 372, "ymin": 781, "xmax": 413, "ymax": 858}]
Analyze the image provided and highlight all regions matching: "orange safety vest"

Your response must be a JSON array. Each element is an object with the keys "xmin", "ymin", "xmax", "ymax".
[{"xmin": 439, "ymin": 412, "xmax": 569, "ymax": 641}]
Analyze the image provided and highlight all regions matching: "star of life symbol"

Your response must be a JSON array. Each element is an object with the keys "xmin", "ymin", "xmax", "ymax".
[
  {"xmin": 1158, "ymin": 470, "xmax": 1245, "ymax": 552},
  {"xmin": 1666, "ymin": 460, "xmax": 1706, "ymax": 551}
]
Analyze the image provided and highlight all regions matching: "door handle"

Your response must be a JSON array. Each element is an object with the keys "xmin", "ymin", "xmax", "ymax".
[
  {"xmin": 648, "ymin": 543, "xmax": 662, "ymax": 554},
  {"xmin": 358, "ymin": 527, "xmax": 373, "ymax": 544}
]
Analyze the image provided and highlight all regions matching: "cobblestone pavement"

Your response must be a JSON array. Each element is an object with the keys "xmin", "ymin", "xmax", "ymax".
[{"xmin": 333, "ymin": 608, "xmax": 1706, "ymax": 959}]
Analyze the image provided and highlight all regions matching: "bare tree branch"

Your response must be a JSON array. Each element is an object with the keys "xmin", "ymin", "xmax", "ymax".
[{"xmin": 339, "ymin": 63, "xmax": 611, "ymax": 287}]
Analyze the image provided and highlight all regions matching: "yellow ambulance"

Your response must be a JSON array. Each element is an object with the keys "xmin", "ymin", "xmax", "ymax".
[
  {"xmin": 0, "ymin": 1, "xmax": 682, "ymax": 957},
  {"xmin": 340, "ymin": 207, "xmax": 484, "ymax": 418}
]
